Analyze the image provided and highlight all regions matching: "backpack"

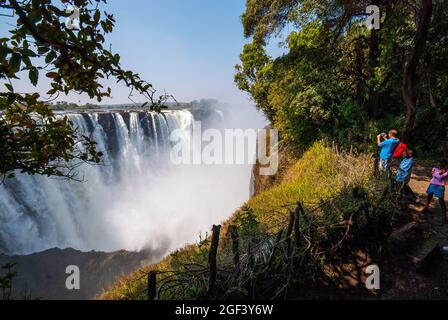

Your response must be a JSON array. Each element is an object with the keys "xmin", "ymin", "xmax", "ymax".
[{"xmin": 393, "ymin": 141, "xmax": 407, "ymax": 158}]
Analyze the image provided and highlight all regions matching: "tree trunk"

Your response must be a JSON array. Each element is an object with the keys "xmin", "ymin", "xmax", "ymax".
[
  {"xmin": 423, "ymin": 52, "xmax": 437, "ymax": 108},
  {"xmin": 403, "ymin": 0, "xmax": 433, "ymax": 140},
  {"xmin": 147, "ymin": 271, "xmax": 157, "ymax": 300},
  {"xmin": 207, "ymin": 224, "xmax": 221, "ymax": 298},
  {"xmin": 365, "ymin": 1, "xmax": 381, "ymax": 119}
]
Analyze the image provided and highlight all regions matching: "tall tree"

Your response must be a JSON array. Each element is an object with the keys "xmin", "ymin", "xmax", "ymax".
[{"xmin": 402, "ymin": 0, "xmax": 433, "ymax": 140}]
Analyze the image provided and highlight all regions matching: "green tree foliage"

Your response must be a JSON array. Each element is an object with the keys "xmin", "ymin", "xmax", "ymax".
[
  {"xmin": 0, "ymin": 0, "xmax": 168, "ymax": 180},
  {"xmin": 236, "ymin": 0, "xmax": 448, "ymax": 155}
]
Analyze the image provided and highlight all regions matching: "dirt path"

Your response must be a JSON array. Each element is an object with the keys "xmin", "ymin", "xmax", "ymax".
[
  {"xmin": 383, "ymin": 164, "xmax": 448, "ymax": 299},
  {"xmin": 409, "ymin": 164, "xmax": 448, "ymax": 227}
]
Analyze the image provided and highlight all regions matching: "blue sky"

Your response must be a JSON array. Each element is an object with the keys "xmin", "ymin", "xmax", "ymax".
[{"xmin": 0, "ymin": 0, "xmax": 285, "ymax": 106}]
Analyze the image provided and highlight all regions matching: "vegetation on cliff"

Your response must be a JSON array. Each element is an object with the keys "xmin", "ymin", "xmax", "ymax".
[{"xmin": 101, "ymin": 142, "xmax": 407, "ymax": 299}]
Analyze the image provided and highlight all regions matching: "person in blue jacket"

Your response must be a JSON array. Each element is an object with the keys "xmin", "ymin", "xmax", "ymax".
[
  {"xmin": 377, "ymin": 129, "xmax": 399, "ymax": 175},
  {"xmin": 396, "ymin": 149, "xmax": 414, "ymax": 188}
]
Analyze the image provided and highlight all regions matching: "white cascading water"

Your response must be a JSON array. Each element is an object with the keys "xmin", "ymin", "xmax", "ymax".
[{"xmin": 0, "ymin": 109, "xmax": 254, "ymax": 256}]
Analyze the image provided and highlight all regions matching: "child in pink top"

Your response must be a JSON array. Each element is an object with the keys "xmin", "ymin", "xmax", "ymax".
[{"xmin": 422, "ymin": 160, "xmax": 448, "ymax": 224}]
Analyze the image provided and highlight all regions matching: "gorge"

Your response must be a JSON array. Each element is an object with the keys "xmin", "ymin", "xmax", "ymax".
[{"xmin": 0, "ymin": 106, "xmax": 264, "ymax": 299}]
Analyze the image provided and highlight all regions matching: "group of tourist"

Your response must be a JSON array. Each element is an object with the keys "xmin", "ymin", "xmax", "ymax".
[{"xmin": 377, "ymin": 130, "xmax": 448, "ymax": 224}]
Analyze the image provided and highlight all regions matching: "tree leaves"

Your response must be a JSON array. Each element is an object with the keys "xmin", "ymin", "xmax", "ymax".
[
  {"xmin": 4, "ymin": 83, "xmax": 14, "ymax": 92},
  {"xmin": 9, "ymin": 52, "xmax": 21, "ymax": 73},
  {"xmin": 236, "ymin": 0, "xmax": 448, "ymax": 154},
  {"xmin": 45, "ymin": 50, "xmax": 56, "ymax": 64},
  {"xmin": 0, "ymin": 44, "xmax": 8, "ymax": 61},
  {"xmin": 46, "ymin": 71, "xmax": 58, "ymax": 78},
  {"xmin": 29, "ymin": 68, "xmax": 39, "ymax": 86},
  {"xmin": 21, "ymin": 54, "xmax": 32, "ymax": 67}
]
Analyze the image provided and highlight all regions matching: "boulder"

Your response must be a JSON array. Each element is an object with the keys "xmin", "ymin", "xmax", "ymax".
[{"xmin": 388, "ymin": 222, "xmax": 423, "ymax": 253}]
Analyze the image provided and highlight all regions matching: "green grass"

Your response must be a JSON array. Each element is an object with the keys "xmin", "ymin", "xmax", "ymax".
[{"xmin": 246, "ymin": 142, "xmax": 373, "ymax": 229}]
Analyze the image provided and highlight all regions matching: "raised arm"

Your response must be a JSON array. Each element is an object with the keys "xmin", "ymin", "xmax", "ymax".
[{"xmin": 433, "ymin": 169, "xmax": 448, "ymax": 180}]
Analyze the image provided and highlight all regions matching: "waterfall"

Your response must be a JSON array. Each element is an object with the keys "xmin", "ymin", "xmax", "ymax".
[{"xmin": 0, "ymin": 110, "xmax": 196, "ymax": 255}]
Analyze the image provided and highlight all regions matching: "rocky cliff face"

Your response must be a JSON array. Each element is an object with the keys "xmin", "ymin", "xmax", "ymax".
[
  {"xmin": 250, "ymin": 126, "xmax": 292, "ymax": 197},
  {"xmin": 0, "ymin": 248, "xmax": 157, "ymax": 300},
  {"xmin": 189, "ymin": 108, "xmax": 223, "ymax": 129},
  {"xmin": 250, "ymin": 160, "xmax": 277, "ymax": 197}
]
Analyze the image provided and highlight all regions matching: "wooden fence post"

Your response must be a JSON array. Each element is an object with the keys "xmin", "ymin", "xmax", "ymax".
[
  {"xmin": 147, "ymin": 271, "xmax": 157, "ymax": 300},
  {"xmin": 229, "ymin": 225, "xmax": 240, "ymax": 270},
  {"xmin": 285, "ymin": 211, "xmax": 295, "ymax": 258},
  {"xmin": 207, "ymin": 224, "xmax": 221, "ymax": 298},
  {"xmin": 247, "ymin": 238, "xmax": 255, "ymax": 269},
  {"xmin": 294, "ymin": 202, "xmax": 302, "ymax": 249},
  {"xmin": 267, "ymin": 228, "xmax": 284, "ymax": 269},
  {"xmin": 247, "ymin": 238, "xmax": 256, "ymax": 299}
]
